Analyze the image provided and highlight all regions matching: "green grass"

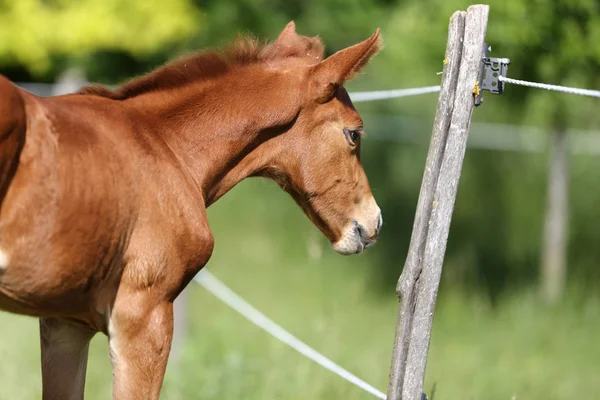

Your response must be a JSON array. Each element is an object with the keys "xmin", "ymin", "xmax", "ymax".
[{"xmin": 1, "ymin": 179, "xmax": 599, "ymax": 399}]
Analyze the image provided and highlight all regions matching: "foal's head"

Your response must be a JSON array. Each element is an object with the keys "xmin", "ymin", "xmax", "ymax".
[
  {"xmin": 263, "ymin": 24, "xmax": 383, "ymax": 255},
  {"xmin": 79, "ymin": 22, "xmax": 383, "ymax": 256}
]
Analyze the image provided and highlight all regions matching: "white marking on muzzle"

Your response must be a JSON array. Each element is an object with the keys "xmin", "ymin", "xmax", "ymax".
[
  {"xmin": 332, "ymin": 199, "xmax": 382, "ymax": 256},
  {"xmin": 332, "ymin": 222, "xmax": 364, "ymax": 255},
  {"xmin": 0, "ymin": 249, "xmax": 9, "ymax": 270}
]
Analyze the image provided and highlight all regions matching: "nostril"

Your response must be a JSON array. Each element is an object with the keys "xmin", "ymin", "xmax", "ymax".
[{"xmin": 355, "ymin": 222, "xmax": 365, "ymax": 238}]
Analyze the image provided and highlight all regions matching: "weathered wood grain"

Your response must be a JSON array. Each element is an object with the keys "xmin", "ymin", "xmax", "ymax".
[{"xmin": 386, "ymin": 5, "xmax": 489, "ymax": 400}]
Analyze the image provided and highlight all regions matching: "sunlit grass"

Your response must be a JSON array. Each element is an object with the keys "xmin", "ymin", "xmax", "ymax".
[{"xmin": 1, "ymin": 179, "xmax": 599, "ymax": 400}]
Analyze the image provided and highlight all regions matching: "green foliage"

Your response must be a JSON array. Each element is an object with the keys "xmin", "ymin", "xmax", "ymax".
[
  {"xmin": 0, "ymin": 0, "xmax": 202, "ymax": 75},
  {"xmin": 184, "ymin": 0, "xmax": 387, "ymax": 47},
  {"xmin": 0, "ymin": 0, "xmax": 397, "ymax": 81},
  {"xmin": 378, "ymin": 0, "xmax": 600, "ymax": 127}
]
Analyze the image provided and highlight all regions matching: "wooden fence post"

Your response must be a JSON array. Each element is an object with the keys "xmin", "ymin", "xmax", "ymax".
[
  {"xmin": 540, "ymin": 124, "xmax": 569, "ymax": 304},
  {"xmin": 386, "ymin": 5, "xmax": 489, "ymax": 400}
]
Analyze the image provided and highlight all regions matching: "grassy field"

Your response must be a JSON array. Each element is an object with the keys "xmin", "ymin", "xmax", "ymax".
[{"xmin": 1, "ymin": 179, "xmax": 599, "ymax": 400}]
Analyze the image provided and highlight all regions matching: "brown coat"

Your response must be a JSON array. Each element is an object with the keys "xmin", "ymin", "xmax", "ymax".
[{"xmin": 0, "ymin": 22, "xmax": 382, "ymax": 399}]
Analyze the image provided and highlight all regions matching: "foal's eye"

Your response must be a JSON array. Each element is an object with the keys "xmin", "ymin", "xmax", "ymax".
[{"xmin": 343, "ymin": 128, "xmax": 362, "ymax": 146}]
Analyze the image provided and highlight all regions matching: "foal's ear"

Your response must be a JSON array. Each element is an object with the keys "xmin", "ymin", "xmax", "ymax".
[
  {"xmin": 275, "ymin": 21, "xmax": 298, "ymax": 45},
  {"xmin": 271, "ymin": 21, "xmax": 324, "ymax": 61},
  {"xmin": 310, "ymin": 29, "xmax": 382, "ymax": 102}
]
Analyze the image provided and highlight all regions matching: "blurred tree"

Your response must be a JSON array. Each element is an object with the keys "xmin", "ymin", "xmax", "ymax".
[
  {"xmin": 0, "ymin": 0, "xmax": 395, "ymax": 82},
  {"xmin": 182, "ymin": 0, "xmax": 390, "ymax": 57},
  {"xmin": 0, "ymin": 0, "xmax": 202, "ymax": 77},
  {"xmin": 376, "ymin": 0, "xmax": 600, "ymax": 303}
]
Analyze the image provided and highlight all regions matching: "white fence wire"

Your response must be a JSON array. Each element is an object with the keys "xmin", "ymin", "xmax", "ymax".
[
  {"xmin": 499, "ymin": 76, "xmax": 600, "ymax": 99},
  {"xmin": 349, "ymin": 85, "xmax": 441, "ymax": 102},
  {"xmin": 194, "ymin": 270, "xmax": 387, "ymax": 399}
]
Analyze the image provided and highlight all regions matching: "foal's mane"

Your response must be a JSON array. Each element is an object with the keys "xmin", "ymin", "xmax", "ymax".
[{"xmin": 79, "ymin": 33, "xmax": 325, "ymax": 101}]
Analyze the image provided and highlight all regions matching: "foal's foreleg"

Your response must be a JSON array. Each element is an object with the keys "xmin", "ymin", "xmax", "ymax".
[
  {"xmin": 39, "ymin": 318, "xmax": 95, "ymax": 400},
  {"xmin": 108, "ymin": 292, "xmax": 174, "ymax": 400}
]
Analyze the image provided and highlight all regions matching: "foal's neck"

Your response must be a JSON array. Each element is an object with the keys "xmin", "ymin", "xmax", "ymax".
[{"xmin": 134, "ymin": 68, "xmax": 303, "ymax": 206}]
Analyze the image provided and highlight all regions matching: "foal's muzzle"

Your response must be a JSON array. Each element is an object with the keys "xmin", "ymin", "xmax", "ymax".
[{"xmin": 332, "ymin": 204, "xmax": 382, "ymax": 255}]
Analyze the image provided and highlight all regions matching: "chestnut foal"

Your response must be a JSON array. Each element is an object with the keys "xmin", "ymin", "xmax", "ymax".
[{"xmin": 0, "ymin": 22, "xmax": 383, "ymax": 399}]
